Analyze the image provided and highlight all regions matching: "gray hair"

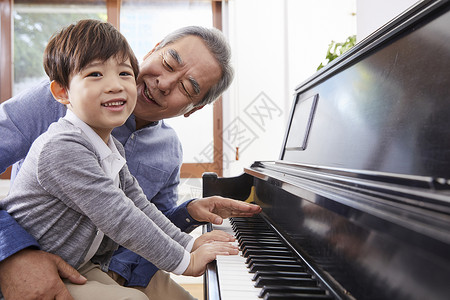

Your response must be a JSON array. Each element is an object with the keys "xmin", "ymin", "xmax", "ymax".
[{"xmin": 156, "ymin": 26, "xmax": 234, "ymax": 106}]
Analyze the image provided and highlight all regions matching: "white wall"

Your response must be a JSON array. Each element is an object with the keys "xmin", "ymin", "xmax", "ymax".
[
  {"xmin": 179, "ymin": 0, "xmax": 422, "ymax": 200},
  {"xmin": 222, "ymin": 0, "xmax": 357, "ymax": 177},
  {"xmin": 356, "ymin": 0, "xmax": 420, "ymax": 41}
]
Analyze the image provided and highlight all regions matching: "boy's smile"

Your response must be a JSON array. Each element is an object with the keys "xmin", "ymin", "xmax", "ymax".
[{"xmin": 52, "ymin": 56, "xmax": 137, "ymax": 143}]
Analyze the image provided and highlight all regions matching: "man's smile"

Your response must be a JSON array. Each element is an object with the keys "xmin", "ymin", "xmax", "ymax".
[{"xmin": 142, "ymin": 84, "xmax": 160, "ymax": 106}]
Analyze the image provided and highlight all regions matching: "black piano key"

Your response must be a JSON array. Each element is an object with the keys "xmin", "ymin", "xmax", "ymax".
[
  {"xmin": 239, "ymin": 240, "xmax": 285, "ymax": 248},
  {"xmin": 249, "ymin": 263, "xmax": 306, "ymax": 273},
  {"xmin": 233, "ymin": 225, "xmax": 273, "ymax": 231},
  {"xmin": 240, "ymin": 243, "xmax": 287, "ymax": 251},
  {"xmin": 238, "ymin": 236, "xmax": 281, "ymax": 244},
  {"xmin": 242, "ymin": 248, "xmax": 293, "ymax": 258},
  {"xmin": 236, "ymin": 232, "xmax": 278, "ymax": 239},
  {"xmin": 233, "ymin": 227, "xmax": 271, "ymax": 233},
  {"xmin": 259, "ymin": 286, "xmax": 329, "ymax": 299},
  {"xmin": 242, "ymin": 245, "xmax": 289, "ymax": 257},
  {"xmin": 247, "ymin": 258, "xmax": 300, "ymax": 268},
  {"xmin": 252, "ymin": 270, "xmax": 310, "ymax": 278},
  {"xmin": 252, "ymin": 270, "xmax": 311, "ymax": 281},
  {"xmin": 227, "ymin": 216, "xmax": 333, "ymax": 299},
  {"xmin": 231, "ymin": 218, "xmax": 266, "ymax": 225},
  {"xmin": 232, "ymin": 222, "xmax": 269, "ymax": 229},
  {"xmin": 245, "ymin": 254, "xmax": 296, "ymax": 265},
  {"xmin": 241, "ymin": 244, "xmax": 287, "ymax": 249},
  {"xmin": 254, "ymin": 276, "xmax": 318, "ymax": 288},
  {"xmin": 263, "ymin": 292, "xmax": 333, "ymax": 300}
]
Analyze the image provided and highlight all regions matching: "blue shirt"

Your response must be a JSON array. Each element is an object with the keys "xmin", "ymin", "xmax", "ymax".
[{"xmin": 0, "ymin": 80, "xmax": 203, "ymax": 286}]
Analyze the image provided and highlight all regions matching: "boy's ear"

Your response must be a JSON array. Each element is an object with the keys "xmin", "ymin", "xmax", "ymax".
[
  {"xmin": 50, "ymin": 81, "xmax": 70, "ymax": 105},
  {"xmin": 184, "ymin": 105, "xmax": 205, "ymax": 118}
]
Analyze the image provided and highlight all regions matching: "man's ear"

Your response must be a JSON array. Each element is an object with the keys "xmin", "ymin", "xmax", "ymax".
[
  {"xmin": 184, "ymin": 105, "xmax": 205, "ymax": 118},
  {"xmin": 143, "ymin": 41, "xmax": 161, "ymax": 61},
  {"xmin": 50, "ymin": 81, "xmax": 70, "ymax": 105}
]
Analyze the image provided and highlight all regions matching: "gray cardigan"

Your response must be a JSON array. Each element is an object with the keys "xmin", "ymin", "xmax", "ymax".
[{"xmin": 1, "ymin": 118, "xmax": 192, "ymax": 271}]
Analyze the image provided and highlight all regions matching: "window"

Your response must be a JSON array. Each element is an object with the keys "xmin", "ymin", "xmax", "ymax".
[
  {"xmin": 120, "ymin": 0, "xmax": 223, "ymax": 178},
  {"xmin": 0, "ymin": 0, "xmax": 224, "ymax": 179},
  {"xmin": 13, "ymin": 1, "xmax": 107, "ymax": 95}
]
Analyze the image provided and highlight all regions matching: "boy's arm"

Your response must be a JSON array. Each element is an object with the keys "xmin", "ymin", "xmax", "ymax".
[{"xmin": 38, "ymin": 134, "xmax": 190, "ymax": 272}]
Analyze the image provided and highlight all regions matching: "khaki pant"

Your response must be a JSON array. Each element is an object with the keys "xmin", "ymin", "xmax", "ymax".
[{"xmin": 65, "ymin": 262, "xmax": 196, "ymax": 300}]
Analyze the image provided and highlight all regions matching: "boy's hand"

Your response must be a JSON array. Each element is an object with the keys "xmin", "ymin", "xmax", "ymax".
[
  {"xmin": 192, "ymin": 230, "xmax": 235, "ymax": 251},
  {"xmin": 183, "ymin": 241, "xmax": 239, "ymax": 277}
]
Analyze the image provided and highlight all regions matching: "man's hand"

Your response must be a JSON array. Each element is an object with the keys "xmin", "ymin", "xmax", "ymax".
[
  {"xmin": 187, "ymin": 196, "xmax": 262, "ymax": 225},
  {"xmin": 192, "ymin": 230, "xmax": 235, "ymax": 251},
  {"xmin": 0, "ymin": 249, "xmax": 86, "ymax": 300},
  {"xmin": 183, "ymin": 241, "xmax": 239, "ymax": 277}
]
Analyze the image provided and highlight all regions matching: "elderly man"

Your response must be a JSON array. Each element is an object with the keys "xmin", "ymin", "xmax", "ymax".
[{"xmin": 0, "ymin": 25, "xmax": 261, "ymax": 300}]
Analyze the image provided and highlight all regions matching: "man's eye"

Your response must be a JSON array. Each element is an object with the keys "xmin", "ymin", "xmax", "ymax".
[
  {"xmin": 180, "ymin": 81, "xmax": 193, "ymax": 99},
  {"xmin": 162, "ymin": 56, "xmax": 174, "ymax": 72}
]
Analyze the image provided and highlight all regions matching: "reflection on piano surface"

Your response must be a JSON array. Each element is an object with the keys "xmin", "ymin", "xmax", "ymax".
[{"xmin": 203, "ymin": 1, "xmax": 450, "ymax": 299}]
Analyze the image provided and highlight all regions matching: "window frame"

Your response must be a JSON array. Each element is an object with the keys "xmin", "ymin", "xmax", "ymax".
[{"xmin": 0, "ymin": 0, "xmax": 224, "ymax": 179}]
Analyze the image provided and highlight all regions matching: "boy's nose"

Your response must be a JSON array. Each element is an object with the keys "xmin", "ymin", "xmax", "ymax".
[{"xmin": 107, "ymin": 77, "xmax": 124, "ymax": 93}]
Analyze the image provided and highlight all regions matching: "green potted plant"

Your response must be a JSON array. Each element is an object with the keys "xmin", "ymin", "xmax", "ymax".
[{"xmin": 317, "ymin": 35, "xmax": 356, "ymax": 70}]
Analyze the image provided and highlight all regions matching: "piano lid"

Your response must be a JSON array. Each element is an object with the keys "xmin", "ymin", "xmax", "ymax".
[{"xmin": 280, "ymin": 0, "xmax": 450, "ymax": 182}]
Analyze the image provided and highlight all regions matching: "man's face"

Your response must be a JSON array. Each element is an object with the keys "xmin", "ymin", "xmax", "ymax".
[{"xmin": 133, "ymin": 35, "xmax": 222, "ymax": 125}]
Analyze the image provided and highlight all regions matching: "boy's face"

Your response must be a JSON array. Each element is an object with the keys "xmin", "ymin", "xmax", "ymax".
[
  {"xmin": 57, "ymin": 57, "xmax": 137, "ymax": 141},
  {"xmin": 133, "ymin": 35, "xmax": 222, "ymax": 125}
]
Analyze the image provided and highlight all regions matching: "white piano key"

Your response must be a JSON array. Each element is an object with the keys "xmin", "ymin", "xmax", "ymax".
[{"xmin": 213, "ymin": 219, "xmax": 261, "ymax": 300}]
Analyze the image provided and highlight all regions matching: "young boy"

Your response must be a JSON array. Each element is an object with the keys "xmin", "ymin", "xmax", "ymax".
[{"xmin": 1, "ymin": 19, "xmax": 237, "ymax": 299}]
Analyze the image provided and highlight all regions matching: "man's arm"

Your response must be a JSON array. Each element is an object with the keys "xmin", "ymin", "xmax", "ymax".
[
  {"xmin": 0, "ymin": 211, "xmax": 86, "ymax": 300},
  {"xmin": 165, "ymin": 196, "xmax": 261, "ymax": 233},
  {"xmin": 0, "ymin": 80, "xmax": 67, "ymax": 253},
  {"xmin": 164, "ymin": 199, "xmax": 204, "ymax": 233},
  {"xmin": 0, "ymin": 210, "xmax": 40, "ymax": 261},
  {"xmin": 0, "ymin": 80, "xmax": 65, "ymax": 173},
  {"xmin": 0, "ymin": 249, "xmax": 86, "ymax": 300},
  {"xmin": 0, "ymin": 80, "xmax": 77, "ymax": 299},
  {"xmin": 186, "ymin": 196, "xmax": 261, "ymax": 224}
]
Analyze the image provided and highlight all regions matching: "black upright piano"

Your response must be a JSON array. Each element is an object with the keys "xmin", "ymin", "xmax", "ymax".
[{"xmin": 203, "ymin": 0, "xmax": 450, "ymax": 299}]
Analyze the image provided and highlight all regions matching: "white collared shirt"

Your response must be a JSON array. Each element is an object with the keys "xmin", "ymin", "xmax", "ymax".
[{"xmin": 64, "ymin": 110, "xmax": 126, "ymax": 266}]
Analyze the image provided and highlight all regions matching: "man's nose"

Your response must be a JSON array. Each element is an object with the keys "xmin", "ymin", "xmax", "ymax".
[{"xmin": 157, "ymin": 73, "xmax": 179, "ymax": 96}]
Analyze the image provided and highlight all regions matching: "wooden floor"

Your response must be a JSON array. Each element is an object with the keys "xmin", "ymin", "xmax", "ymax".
[{"xmin": 180, "ymin": 283, "xmax": 203, "ymax": 300}]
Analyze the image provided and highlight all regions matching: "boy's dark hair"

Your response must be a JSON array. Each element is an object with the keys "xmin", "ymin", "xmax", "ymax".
[{"xmin": 43, "ymin": 19, "xmax": 139, "ymax": 90}]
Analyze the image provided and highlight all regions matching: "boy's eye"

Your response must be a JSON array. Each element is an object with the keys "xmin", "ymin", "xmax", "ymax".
[
  {"xmin": 120, "ymin": 71, "xmax": 133, "ymax": 77},
  {"xmin": 87, "ymin": 72, "xmax": 102, "ymax": 77}
]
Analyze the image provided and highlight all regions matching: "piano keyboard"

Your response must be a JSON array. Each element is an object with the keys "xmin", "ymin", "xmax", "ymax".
[{"xmin": 211, "ymin": 216, "xmax": 335, "ymax": 300}]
